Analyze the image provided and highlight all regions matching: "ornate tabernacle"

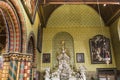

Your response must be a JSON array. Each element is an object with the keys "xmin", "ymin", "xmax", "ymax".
[{"xmin": 44, "ymin": 41, "xmax": 87, "ymax": 80}]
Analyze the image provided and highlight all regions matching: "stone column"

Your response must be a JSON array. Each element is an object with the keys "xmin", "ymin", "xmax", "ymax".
[
  {"xmin": 23, "ymin": 54, "xmax": 33, "ymax": 80},
  {"xmin": 1, "ymin": 53, "xmax": 33, "ymax": 80},
  {"xmin": 19, "ymin": 54, "xmax": 26, "ymax": 80},
  {"xmin": 8, "ymin": 53, "xmax": 19, "ymax": 80},
  {"xmin": 2, "ymin": 54, "xmax": 10, "ymax": 80}
]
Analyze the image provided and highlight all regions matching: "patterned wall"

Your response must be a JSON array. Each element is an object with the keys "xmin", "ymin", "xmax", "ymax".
[{"xmin": 42, "ymin": 5, "xmax": 116, "ymax": 72}]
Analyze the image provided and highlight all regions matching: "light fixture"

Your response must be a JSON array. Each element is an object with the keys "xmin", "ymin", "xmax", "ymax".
[{"xmin": 103, "ymin": 4, "xmax": 107, "ymax": 7}]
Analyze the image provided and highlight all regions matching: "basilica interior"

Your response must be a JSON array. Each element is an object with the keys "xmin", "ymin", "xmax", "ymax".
[{"xmin": 0, "ymin": 0, "xmax": 120, "ymax": 80}]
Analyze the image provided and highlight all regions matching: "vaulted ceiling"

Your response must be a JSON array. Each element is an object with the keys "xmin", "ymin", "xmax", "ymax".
[{"xmin": 39, "ymin": 0, "xmax": 120, "ymax": 27}]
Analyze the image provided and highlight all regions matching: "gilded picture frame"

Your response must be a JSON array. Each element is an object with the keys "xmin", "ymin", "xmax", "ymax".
[{"xmin": 21, "ymin": 0, "xmax": 39, "ymax": 24}]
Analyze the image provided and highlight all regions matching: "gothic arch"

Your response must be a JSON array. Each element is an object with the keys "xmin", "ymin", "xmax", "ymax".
[
  {"xmin": 9, "ymin": 0, "xmax": 27, "ymax": 52},
  {"xmin": 27, "ymin": 32, "xmax": 36, "ymax": 62},
  {"xmin": 0, "ymin": 9, "xmax": 8, "ymax": 53},
  {"xmin": 0, "ymin": 1, "xmax": 27, "ymax": 53}
]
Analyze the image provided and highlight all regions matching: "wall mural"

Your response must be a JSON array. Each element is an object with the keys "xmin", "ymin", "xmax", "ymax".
[
  {"xmin": 21, "ymin": 0, "xmax": 39, "ymax": 23},
  {"xmin": 89, "ymin": 35, "xmax": 112, "ymax": 64}
]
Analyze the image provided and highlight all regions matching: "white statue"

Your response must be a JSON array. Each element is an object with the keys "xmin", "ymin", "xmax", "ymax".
[
  {"xmin": 69, "ymin": 71, "xmax": 76, "ymax": 80},
  {"xmin": 51, "ymin": 69, "xmax": 60, "ymax": 80},
  {"xmin": 51, "ymin": 69, "xmax": 60, "ymax": 78},
  {"xmin": 79, "ymin": 65, "xmax": 87, "ymax": 80},
  {"xmin": 44, "ymin": 67, "xmax": 51, "ymax": 80},
  {"xmin": 44, "ymin": 41, "xmax": 87, "ymax": 80}
]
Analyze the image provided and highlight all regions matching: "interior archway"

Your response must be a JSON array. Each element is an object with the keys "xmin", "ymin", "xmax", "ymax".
[
  {"xmin": 27, "ymin": 33, "xmax": 36, "ymax": 62},
  {"xmin": 0, "ymin": 9, "xmax": 7, "ymax": 54},
  {"xmin": 0, "ymin": 1, "xmax": 27, "ymax": 53}
]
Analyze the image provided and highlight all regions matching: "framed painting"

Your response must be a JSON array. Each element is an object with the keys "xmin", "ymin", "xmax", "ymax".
[
  {"xmin": 89, "ymin": 35, "xmax": 112, "ymax": 64},
  {"xmin": 37, "ymin": 24, "xmax": 43, "ymax": 53},
  {"xmin": 21, "ymin": 0, "xmax": 39, "ymax": 24},
  {"xmin": 42, "ymin": 53, "xmax": 50, "ymax": 63},
  {"xmin": 76, "ymin": 53, "xmax": 85, "ymax": 63}
]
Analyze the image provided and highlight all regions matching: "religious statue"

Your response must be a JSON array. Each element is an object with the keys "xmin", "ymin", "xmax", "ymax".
[
  {"xmin": 44, "ymin": 67, "xmax": 51, "ymax": 80},
  {"xmin": 51, "ymin": 69, "xmax": 60, "ymax": 80},
  {"xmin": 79, "ymin": 65, "xmax": 87, "ymax": 80}
]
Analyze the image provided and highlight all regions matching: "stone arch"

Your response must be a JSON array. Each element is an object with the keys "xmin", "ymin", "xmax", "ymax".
[
  {"xmin": 52, "ymin": 32, "xmax": 74, "ymax": 67},
  {"xmin": 0, "ymin": 1, "xmax": 27, "ymax": 53},
  {"xmin": 27, "ymin": 32, "xmax": 36, "ymax": 62},
  {"xmin": 9, "ymin": 0, "xmax": 27, "ymax": 52},
  {"xmin": 0, "ymin": 9, "xmax": 8, "ymax": 53}
]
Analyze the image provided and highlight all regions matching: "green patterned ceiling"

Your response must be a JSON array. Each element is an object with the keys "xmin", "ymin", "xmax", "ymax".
[{"xmin": 47, "ymin": 5, "xmax": 105, "ymax": 27}]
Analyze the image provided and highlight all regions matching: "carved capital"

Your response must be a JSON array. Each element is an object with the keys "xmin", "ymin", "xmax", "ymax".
[
  {"xmin": 18, "ymin": 53, "xmax": 33, "ymax": 62},
  {"xmin": 2, "ymin": 53, "xmax": 9, "ymax": 62},
  {"xmin": 26, "ymin": 54, "xmax": 33, "ymax": 62},
  {"xmin": 2, "ymin": 53, "xmax": 33, "ymax": 62},
  {"xmin": 9, "ymin": 53, "xmax": 19, "ymax": 61}
]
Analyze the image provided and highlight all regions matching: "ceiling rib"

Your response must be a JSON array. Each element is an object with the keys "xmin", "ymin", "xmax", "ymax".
[
  {"xmin": 46, "ymin": 2, "xmax": 120, "ymax": 4},
  {"xmin": 42, "ymin": 0, "xmax": 120, "ymax": 4},
  {"xmin": 106, "ymin": 9, "xmax": 120, "ymax": 25}
]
